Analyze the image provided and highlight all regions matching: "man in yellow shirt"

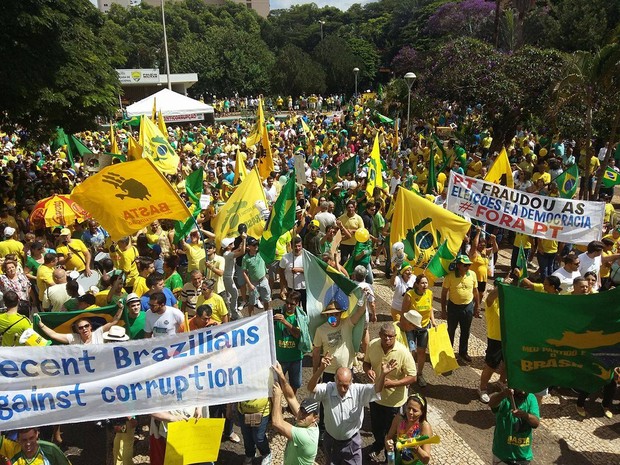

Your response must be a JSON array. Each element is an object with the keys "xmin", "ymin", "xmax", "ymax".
[
  {"xmin": 336, "ymin": 200, "xmax": 364, "ymax": 265},
  {"xmin": 110, "ymin": 236, "xmax": 139, "ymax": 289},
  {"xmin": 441, "ymin": 255, "xmax": 479, "ymax": 362},
  {"xmin": 36, "ymin": 253, "xmax": 58, "ymax": 304},
  {"xmin": 56, "ymin": 228, "xmax": 91, "ymax": 276},
  {"xmin": 0, "ymin": 226, "xmax": 24, "ymax": 262}
]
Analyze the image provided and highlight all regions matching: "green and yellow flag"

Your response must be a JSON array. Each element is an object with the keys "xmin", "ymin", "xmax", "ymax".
[
  {"xmin": 302, "ymin": 250, "xmax": 364, "ymax": 350},
  {"xmin": 498, "ymin": 284, "xmax": 620, "ymax": 394},
  {"xmin": 174, "ymin": 168, "xmax": 204, "ymax": 242},
  {"xmin": 555, "ymin": 164, "xmax": 579, "ymax": 198},
  {"xmin": 602, "ymin": 167, "xmax": 620, "ymax": 188},
  {"xmin": 139, "ymin": 115, "xmax": 179, "ymax": 175},
  {"xmin": 71, "ymin": 158, "xmax": 191, "ymax": 240},
  {"xmin": 157, "ymin": 110, "xmax": 167, "ymax": 135},
  {"xmin": 485, "ymin": 147, "xmax": 514, "ymax": 188},
  {"xmin": 259, "ymin": 174, "xmax": 296, "ymax": 264},
  {"xmin": 391, "ymin": 186, "xmax": 470, "ymax": 268},
  {"xmin": 212, "ymin": 169, "xmax": 266, "ymax": 245},
  {"xmin": 127, "ymin": 134, "xmax": 143, "ymax": 161},
  {"xmin": 366, "ymin": 133, "xmax": 385, "ymax": 197},
  {"xmin": 234, "ymin": 149, "xmax": 247, "ymax": 185}
]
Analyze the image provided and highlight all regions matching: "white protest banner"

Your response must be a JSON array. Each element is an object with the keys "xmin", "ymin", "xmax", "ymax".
[
  {"xmin": 0, "ymin": 313, "xmax": 276, "ymax": 430},
  {"xmin": 446, "ymin": 172, "xmax": 605, "ymax": 244}
]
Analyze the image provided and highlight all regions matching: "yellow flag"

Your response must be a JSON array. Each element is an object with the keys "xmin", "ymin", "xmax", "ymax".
[
  {"xmin": 109, "ymin": 123, "xmax": 119, "ymax": 155},
  {"xmin": 152, "ymin": 97, "xmax": 157, "ymax": 122},
  {"xmin": 234, "ymin": 149, "xmax": 247, "ymax": 185},
  {"xmin": 127, "ymin": 134, "xmax": 143, "ymax": 161},
  {"xmin": 245, "ymin": 98, "xmax": 274, "ymax": 179},
  {"xmin": 390, "ymin": 186, "xmax": 470, "ymax": 268},
  {"xmin": 366, "ymin": 133, "xmax": 385, "ymax": 197},
  {"xmin": 300, "ymin": 118, "xmax": 314, "ymax": 141},
  {"xmin": 393, "ymin": 119, "xmax": 399, "ymax": 151},
  {"xmin": 157, "ymin": 110, "xmax": 167, "ymax": 135},
  {"xmin": 140, "ymin": 115, "xmax": 179, "ymax": 175},
  {"xmin": 71, "ymin": 158, "xmax": 191, "ymax": 240},
  {"xmin": 485, "ymin": 147, "xmax": 514, "ymax": 188},
  {"xmin": 212, "ymin": 169, "xmax": 266, "ymax": 245}
]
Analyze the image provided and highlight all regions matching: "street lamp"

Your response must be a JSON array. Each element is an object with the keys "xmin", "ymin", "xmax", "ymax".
[
  {"xmin": 318, "ymin": 20, "xmax": 325, "ymax": 40},
  {"xmin": 404, "ymin": 72, "xmax": 416, "ymax": 137},
  {"xmin": 353, "ymin": 67, "xmax": 360, "ymax": 100},
  {"xmin": 161, "ymin": 0, "xmax": 172, "ymax": 90}
]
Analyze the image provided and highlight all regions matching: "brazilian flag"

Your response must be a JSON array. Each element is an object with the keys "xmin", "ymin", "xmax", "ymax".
[
  {"xmin": 325, "ymin": 156, "xmax": 358, "ymax": 186},
  {"xmin": 554, "ymin": 164, "xmax": 579, "ymax": 198},
  {"xmin": 602, "ymin": 167, "xmax": 620, "ymax": 188}
]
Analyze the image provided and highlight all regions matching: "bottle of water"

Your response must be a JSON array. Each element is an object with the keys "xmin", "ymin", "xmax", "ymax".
[{"xmin": 387, "ymin": 450, "xmax": 395, "ymax": 465}]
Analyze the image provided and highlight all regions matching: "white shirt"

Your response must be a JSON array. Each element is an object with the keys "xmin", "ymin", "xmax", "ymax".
[
  {"xmin": 314, "ymin": 211, "xmax": 336, "ymax": 233},
  {"xmin": 551, "ymin": 267, "xmax": 581, "ymax": 292},
  {"xmin": 578, "ymin": 251, "xmax": 601, "ymax": 277},
  {"xmin": 145, "ymin": 306, "xmax": 184, "ymax": 337},
  {"xmin": 43, "ymin": 283, "xmax": 71, "ymax": 312},
  {"xmin": 279, "ymin": 252, "xmax": 305, "ymax": 290},
  {"xmin": 391, "ymin": 275, "xmax": 416, "ymax": 311},
  {"xmin": 312, "ymin": 382, "xmax": 379, "ymax": 441},
  {"xmin": 356, "ymin": 281, "xmax": 375, "ymax": 323}
]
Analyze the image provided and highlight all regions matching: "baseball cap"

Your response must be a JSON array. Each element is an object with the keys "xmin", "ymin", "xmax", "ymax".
[
  {"xmin": 59, "ymin": 228, "xmax": 71, "ymax": 236},
  {"xmin": 246, "ymin": 237, "xmax": 259, "ymax": 246},
  {"xmin": 299, "ymin": 398, "xmax": 319, "ymax": 415},
  {"xmin": 3, "ymin": 226, "xmax": 15, "ymax": 237},
  {"xmin": 221, "ymin": 237, "xmax": 235, "ymax": 248},
  {"xmin": 455, "ymin": 254, "xmax": 472, "ymax": 265}
]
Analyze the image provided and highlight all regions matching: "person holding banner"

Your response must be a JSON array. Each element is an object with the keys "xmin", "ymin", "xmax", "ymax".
[
  {"xmin": 468, "ymin": 227, "xmax": 498, "ymax": 298},
  {"xmin": 441, "ymin": 255, "xmax": 479, "ymax": 363}
]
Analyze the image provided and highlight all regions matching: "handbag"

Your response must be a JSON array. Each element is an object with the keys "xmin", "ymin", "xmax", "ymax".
[{"xmin": 243, "ymin": 413, "xmax": 263, "ymax": 427}]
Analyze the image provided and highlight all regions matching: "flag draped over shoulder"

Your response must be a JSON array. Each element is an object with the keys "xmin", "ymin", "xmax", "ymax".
[
  {"xmin": 139, "ymin": 115, "xmax": 179, "ymax": 175},
  {"xmin": 33, "ymin": 305, "xmax": 129, "ymax": 343},
  {"xmin": 71, "ymin": 158, "xmax": 191, "ymax": 240},
  {"xmin": 245, "ymin": 98, "xmax": 274, "ymax": 179},
  {"xmin": 602, "ymin": 167, "xmax": 620, "ymax": 188},
  {"xmin": 366, "ymin": 134, "xmax": 385, "ymax": 197},
  {"xmin": 259, "ymin": 174, "xmax": 296, "ymax": 264},
  {"xmin": 302, "ymin": 250, "xmax": 364, "ymax": 350},
  {"xmin": 174, "ymin": 168, "xmax": 203, "ymax": 242},
  {"xmin": 212, "ymin": 169, "xmax": 266, "ymax": 245},
  {"xmin": 498, "ymin": 284, "xmax": 620, "ymax": 394},
  {"xmin": 485, "ymin": 147, "xmax": 514, "ymax": 188},
  {"xmin": 391, "ymin": 186, "xmax": 471, "ymax": 269},
  {"xmin": 555, "ymin": 164, "xmax": 579, "ymax": 198}
]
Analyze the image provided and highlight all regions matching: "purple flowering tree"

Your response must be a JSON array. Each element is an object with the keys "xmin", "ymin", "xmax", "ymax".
[{"xmin": 426, "ymin": 0, "xmax": 495, "ymax": 42}]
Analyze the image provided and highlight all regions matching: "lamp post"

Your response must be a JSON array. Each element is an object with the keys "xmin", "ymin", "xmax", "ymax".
[
  {"xmin": 318, "ymin": 20, "xmax": 325, "ymax": 40},
  {"xmin": 404, "ymin": 72, "xmax": 416, "ymax": 137},
  {"xmin": 161, "ymin": 0, "xmax": 172, "ymax": 90},
  {"xmin": 353, "ymin": 67, "xmax": 360, "ymax": 100}
]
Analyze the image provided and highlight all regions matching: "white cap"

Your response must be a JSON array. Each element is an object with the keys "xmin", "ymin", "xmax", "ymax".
[
  {"xmin": 221, "ymin": 237, "xmax": 235, "ymax": 249},
  {"xmin": 3, "ymin": 226, "xmax": 15, "ymax": 237}
]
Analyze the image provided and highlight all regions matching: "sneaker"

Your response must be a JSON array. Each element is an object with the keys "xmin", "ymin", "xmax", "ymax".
[
  {"xmin": 369, "ymin": 451, "xmax": 384, "ymax": 463},
  {"xmin": 479, "ymin": 390, "xmax": 490, "ymax": 404},
  {"xmin": 260, "ymin": 453, "xmax": 272, "ymax": 465},
  {"xmin": 603, "ymin": 407, "xmax": 613, "ymax": 419},
  {"xmin": 576, "ymin": 405, "xmax": 587, "ymax": 417},
  {"xmin": 228, "ymin": 432, "xmax": 241, "ymax": 443},
  {"xmin": 418, "ymin": 374, "xmax": 427, "ymax": 388},
  {"xmin": 257, "ymin": 300, "xmax": 264, "ymax": 309}
]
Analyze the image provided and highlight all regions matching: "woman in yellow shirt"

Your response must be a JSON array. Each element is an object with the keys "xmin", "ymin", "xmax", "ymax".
[
  {"xmin": 468, "ymin": 227, "xmax": 498, "ymax": 299},
  {"xmin": 402, "ymin": 274, "xmax": 437, "ymax": 387}
]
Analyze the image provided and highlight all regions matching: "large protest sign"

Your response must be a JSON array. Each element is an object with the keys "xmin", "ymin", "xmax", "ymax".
[
  {"xmin": 0, "ymin": 313, "xmax": 275, "ymax": 430},
  {"xmin": 498, "ymin": 284, "xmax": 620, "ymax": 394},
  {"xmin": 447, "ymin": 172, "xmax": 605, "ymax": 244}
]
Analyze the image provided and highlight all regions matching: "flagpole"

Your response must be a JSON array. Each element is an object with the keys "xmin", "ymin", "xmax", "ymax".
[{"xmin": 161, "ymin": 0, "xmax": 172, "ymax": 91}]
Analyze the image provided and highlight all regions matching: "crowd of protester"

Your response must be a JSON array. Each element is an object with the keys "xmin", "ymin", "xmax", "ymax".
[{"xmin": 0, "ymin": 97, "xmax": 619, "ymax": 465}]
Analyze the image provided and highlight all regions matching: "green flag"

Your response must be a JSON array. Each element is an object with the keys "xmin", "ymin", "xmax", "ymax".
[
  {"xmin": 302, "ymin": 250, "xmax": 364, "ymax": 350},
  {"xmin": 516, "ymin": 245, "xmax": 528, "ymax": 281},
  {"xmin": 34, "ymin": 304, "xmax": 129, "ymax": 345},
  {"xmin": 554, "ymin": 164, "xmax": 579, "ymax": 198},
  {"xmin": 325, "ymin": 156, "xmax": 358, "ymax": 186},
  {"xmin": 602, "ymin": 167, "xmax": 620, "ymax": 188},
  {"xmin": 259, "ymin": 173, "xmax": 296, "ymax": 263},
  {"xmin": 173, "ymin": 168, "xmax": 204, "ymax": 243},
  {"xmin": 427, "ymin": 139, "xmax": 437, "ymax": 194},
  {"xmin": 376, "ymin": 113, "xmax": 393, "ymax": 124},
  {"xmin": 425, "ymin": 240, "xmax": 454, "ymax": 284},
  {"xmin": 498, "ymin": 284, "xmax": 620, "ymax": 394}
]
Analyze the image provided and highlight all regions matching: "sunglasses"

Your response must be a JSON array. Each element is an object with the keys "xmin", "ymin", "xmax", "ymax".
[{"xmin": 77, "ymin": 324, "xmax": 91, "ymax": 331}]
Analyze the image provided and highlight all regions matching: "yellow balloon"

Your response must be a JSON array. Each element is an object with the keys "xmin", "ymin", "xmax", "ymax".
[
  {"xmin": 437, "ymin": 172, "xmax": 447, "ymax": 183},
  {"xmin": 355, "ymin": 228, "xmax": 370, "ymax": 243}
]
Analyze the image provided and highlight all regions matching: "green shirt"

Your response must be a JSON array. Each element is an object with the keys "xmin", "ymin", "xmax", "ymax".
[
  {"xmin": 274, "ymin": 311, "xmax": 303, "ymax": 362},
  {"xmin": 283, "ymin": 425, "xmax": 319, "ymax": 465},
  {"xmin": 492, "ymin": 394, "xmax": 539, "ymax": 462},
  {"xmin": 25, "ymin": 255, "xmax": 41, "ymax": 274},
  {"xmin": 242, "ymin": 253, "xmax": 267, "ymax": 283},
  {"xmin": 128, "ymin": 312, "xmax": 146, "ymax": 339},
  {"xmin": 165, "ymin": 271, "xmax": 184, "ymax": 295}
]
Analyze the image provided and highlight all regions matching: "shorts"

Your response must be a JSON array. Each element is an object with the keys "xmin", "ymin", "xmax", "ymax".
[
  {"xmin": 406, "ymin": 325, "xmax": 430, "ymax": 351},
  {"xmin": 267, "ymin": 261, "xmax": 280, "ymax": 282},
  {"xmin": 485, "ymin": 338, "xmax": 503, "ymax": 369},
  {"xmin": 279, "ymin": 359, "xmax": 303, "ymax": 389},
  {"xmin": 248, "ymin": 277, "xmax": 271, "ymax": 306},
  {"xmin": 478, "ymin": 281, "xmax": 487, "ymax": 294}
]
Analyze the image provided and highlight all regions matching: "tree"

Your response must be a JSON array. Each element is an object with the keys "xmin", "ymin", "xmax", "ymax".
[
  {"xmin": 272, "ymin": 45, "xmax": 326, "ymax": 96},
  {"xmin": 0, "ymin": 0, "xmax": 120, "ymax": 139},
  {"xmin": 313, "ymin": 35, "xmax": 359, "ymax": 93}
]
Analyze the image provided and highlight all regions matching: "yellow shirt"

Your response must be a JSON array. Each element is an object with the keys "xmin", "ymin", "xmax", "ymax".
[
  {"xmin": 471, "ymin": 253, "xmax": 489, "ymax": 283},
  {"xmin": 443, "ymin": 271, "xmax": 477, "ymax": 305},
  {"xmin": 404, "ymin": 289, "xmax": 433, "ymax": 327},
  {"xmin": 338, "ymin": 213, "xmax": 364, "ymax": 246},
  {"xmin": 133, "ymin": 276, "xmax": 149, "ymax": 297},
  {"xmin": 364, "ymin": 339, "xmax": 416, "ymax": 407},
  {"xmin": 538, "ymin": 239, "xmax": 558, "ymax": 254},
  {"xmin": 485, "ymin": 297, "xmax": 501, "ymax": 341},
  {"xmin": 36, "ymin": 264, "xmax": 55, "ymax": 299},
  {"xmin": 0, "ymin": 238, "xmax": 24, "ymax": 261},
  {"xmin": 111, "ymin": 245, "xmax": 139, "ymax": 287},
  {"xmin": 184, "ymin": 242, "xmax": 206, "ymax": 273},
  {"xmin": 195, "ymin": 292, "xmax": 228, "ymax": 323},
  {"xmin": 56, "ymin": 239, "xmax": 88, "ymax": 272},
  {"xmin": 604, "ymin": 203, "xmax": 615, "ymax": 223},
  {"xmin": 238, "ymin": 397, "xmax": 270, "ymax": 417},
  {"xmin": 513, "ymin": 233, "xmax": 532, "ymax": 249}
]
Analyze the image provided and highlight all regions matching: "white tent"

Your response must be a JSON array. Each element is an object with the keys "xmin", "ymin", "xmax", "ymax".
[{"xmin": 126, "ymin": 88, "xmax": 214, "ymax": 124}]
